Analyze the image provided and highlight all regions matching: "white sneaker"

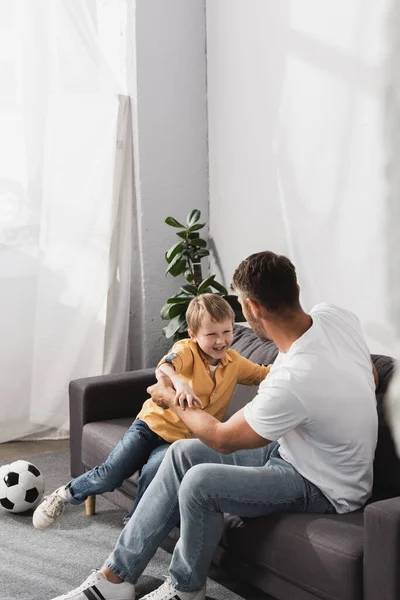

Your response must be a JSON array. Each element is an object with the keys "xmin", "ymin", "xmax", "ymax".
[
  {"xmin": 140, "ymin": 577, "xmax": 206, "ymax": 600},
  {"xmin": 50, "ymin": 570, "xmax": 135, "ymax": 600},
  {"xmin": 33, "ymin": 486, "xmax": 68, "ymax": 530}
]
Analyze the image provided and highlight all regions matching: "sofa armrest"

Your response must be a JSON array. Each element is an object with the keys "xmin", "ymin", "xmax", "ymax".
[
  {"xmin": 69, "ymin": 368, "xmax": 156, "ymax": 477},
  {"xmin": 363, "ymin": 497, "xmax": 400, "ymax": 600}
]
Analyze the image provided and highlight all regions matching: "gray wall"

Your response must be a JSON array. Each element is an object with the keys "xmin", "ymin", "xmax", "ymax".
[{"xmin": 130, "ymin": 0, "xmax": 209, "ymax": 368}]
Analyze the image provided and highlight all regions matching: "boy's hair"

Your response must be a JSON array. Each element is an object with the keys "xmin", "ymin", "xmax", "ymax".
[
  {"xmin": 232, "ymin": 251, "xmax": 300, "ymax": 313},
  {"xmin": 186, "ymin": 294, "xmax": 235, "ymax": 333}
]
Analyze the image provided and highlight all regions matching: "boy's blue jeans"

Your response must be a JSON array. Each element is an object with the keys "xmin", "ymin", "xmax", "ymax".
[
  {"xmin": 66, "ymin": 419, "xmax": 170, "ymax": 510},
  {"xmin": 105, "ymin": 439, "xmax": 336, "ymax": 592}
]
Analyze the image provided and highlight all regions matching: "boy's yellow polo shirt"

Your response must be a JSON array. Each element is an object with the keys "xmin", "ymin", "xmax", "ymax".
[{"xmin": 136, "ymin": 338, "xmax": 270, "ymax": 443}]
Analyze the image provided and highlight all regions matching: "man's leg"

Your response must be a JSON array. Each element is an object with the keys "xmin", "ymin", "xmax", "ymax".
[
  {"xmin": 169, "ymin": 446, "xmax": 334, "ymax": 592},
  {"xmin": 134, "ymin": 443, "xmax": 171, "ymax": 508},
  {"xmin": 54, "ymin": 440, "xmax": 332, "ymax": 599},
  {"xmin": 123, "ymin": 443, "xmax": 171, "ymax": 525},
  {"xmin": 104, "ymin": 439, "xmax": 277, "ymax": 584}
]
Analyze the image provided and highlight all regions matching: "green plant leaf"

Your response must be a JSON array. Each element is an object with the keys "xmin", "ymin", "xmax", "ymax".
[
  {"xmin": 188, "ymin": 237, "xmax": 207, "ymax": 248},
  {"xmin": 165, "ymin": 253, "xmax": 183, "ymax": 272},
  {"xmin": 163, "ymin": 314, "xmax": 187, "ymax": 339},
  {"xmin": 176, "ymin": 231, "xmax": 187, "ymax": 239},
  {"xmin": 197, "ymin": 275, "xmax": 217, "ymax": 293},
  {"xmin": 166, "ymin": 302, "xmax": 188, "ymax": 319},
  {"xmin": 165, "ymin": 241, "xmax": 184, "ymax": 264},
  {"xmin": 165, "ymin": 216, "xmax": 184, "ymax": 228},
  {"xmin": 160, "ymin": 303, "xmax": 171, "ymax": 320},
  {"xmin": 166, "ymin": 295, "xmax": 191, "ymax": 304},
  {"xmin": 195, "ymin": 249, "xmax": 210, "ymax": 258},
  {"xmin": 166, "ymin": 259, "xmax": 186, "ymax": 277},
  {"xmin": 180, "ymin": 283, "xmax": 198, "ymax": 295},
  {"xmin": 210, "ymin": 280, "xmax": 228, "ymax": 295},
  {"xmin": 184, "ymin": 269, "xmax": 194, "ymax": 282},
  {"xmin": 188, "ymin": 223, "xmax": 205, "ymax": 233},
  {"xmin": 187, "ymin": 209, "xmax": 201, "ymax": 226}
]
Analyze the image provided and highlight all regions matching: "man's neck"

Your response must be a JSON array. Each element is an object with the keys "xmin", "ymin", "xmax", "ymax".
[{"xmin": 267, "ymin": 313, "xmax": 313, "ymax": 353}]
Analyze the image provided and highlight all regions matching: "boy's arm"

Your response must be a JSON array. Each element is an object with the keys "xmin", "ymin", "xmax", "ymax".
[
  {"xmin": 236, "ymin": 355, "xmax": 272, "ymax": 386},
  {"xmin": 147, "ymin": 375, "xmax": 268, "ymax": 453},
  {"xmin": 158, "ymin": 363, "xmax": 201, "ymax": 409}
]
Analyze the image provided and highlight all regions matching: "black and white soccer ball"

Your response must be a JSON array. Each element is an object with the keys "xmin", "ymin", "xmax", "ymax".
[{"xmin": 0, "ymin": 460, "xmax": 45, "ymax": 513}]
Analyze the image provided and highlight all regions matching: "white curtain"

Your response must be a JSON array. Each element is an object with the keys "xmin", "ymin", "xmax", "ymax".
[
  {"xmin": 385, "ymin": 0, "xmax": 400, "ymax": 453},
  {"xmin": 0, "ymin": 0, "xmax": 133, "ymax": 442}
]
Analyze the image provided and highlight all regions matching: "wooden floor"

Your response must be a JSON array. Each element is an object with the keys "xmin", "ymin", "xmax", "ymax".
[{"xmin": 0, "ymin": 439, "xmax": 70, "ymax": 461}]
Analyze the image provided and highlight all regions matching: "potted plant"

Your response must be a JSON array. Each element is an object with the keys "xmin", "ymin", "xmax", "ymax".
[{"xmin": 160, "ymin": 209, "xmax": 243, "ymax": 340}]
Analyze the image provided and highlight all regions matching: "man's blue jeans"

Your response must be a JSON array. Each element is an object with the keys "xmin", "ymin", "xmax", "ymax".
[
  {"xmin": 66, "ymin": 419, "xmax": 169, "ymax": 509},
  {"xmin": 105, "ymin": 439, "xmax": 335, "ymax": 592}
]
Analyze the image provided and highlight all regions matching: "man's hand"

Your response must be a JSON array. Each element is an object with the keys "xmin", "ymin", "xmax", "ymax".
[{"xmin": 147, "ymin": 374, "xmax": 175, "ymax": 410}]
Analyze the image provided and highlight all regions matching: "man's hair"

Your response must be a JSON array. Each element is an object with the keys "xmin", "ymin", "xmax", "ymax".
[
  {"xmin": 186, "ymin": 293, "xmax": 235, "ymax": 333},
  {"xmin": 232, "ymin": 251, "xmax": 300, "ymax": 313}
]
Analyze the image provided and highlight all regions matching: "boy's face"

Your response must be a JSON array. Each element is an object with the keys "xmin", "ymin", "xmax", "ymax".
[{"xmin": 189, "ymin": 314, "xmax": 234, "ymax": 365}]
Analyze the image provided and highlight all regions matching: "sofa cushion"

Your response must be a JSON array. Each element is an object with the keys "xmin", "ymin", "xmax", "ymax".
[{"xmin": 226, "ymin": 511, "xmax": 364, "ymax": 600}]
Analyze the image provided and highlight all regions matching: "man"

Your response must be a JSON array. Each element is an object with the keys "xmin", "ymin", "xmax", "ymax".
[{"xmin": 50, "ymin": 251, "xmax": 378, "ymax": 600}]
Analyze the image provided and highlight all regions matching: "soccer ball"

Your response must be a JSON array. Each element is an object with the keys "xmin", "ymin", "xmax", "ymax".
[{"xmin": 0, "ymin": 460, "xmax": 45, "ymax": 513}]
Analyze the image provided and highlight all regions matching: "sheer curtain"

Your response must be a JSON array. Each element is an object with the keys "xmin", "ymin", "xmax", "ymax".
[
  {"xmin": 385, "ymin": 0, "xmax": 400, "ymax": 454},
  {"xmin": 0, "ymin": 0, "xmax": 133, "ymax": 442}
]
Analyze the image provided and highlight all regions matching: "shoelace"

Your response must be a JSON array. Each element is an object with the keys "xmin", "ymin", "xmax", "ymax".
[
  {"xmin": 63, "ymin": 571, "xmax": 100, "ymax": 599},
  {"xmin": 42, "ymin": 493, "xmax": 66, "ymax": 518}
]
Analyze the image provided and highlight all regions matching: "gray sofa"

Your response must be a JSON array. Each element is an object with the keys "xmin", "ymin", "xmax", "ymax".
[{"xmin": 69, "ymin": 324, "xmax": 399, "ymax": 600}]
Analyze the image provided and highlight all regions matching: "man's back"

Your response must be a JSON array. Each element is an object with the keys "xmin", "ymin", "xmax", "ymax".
[{"xmin": 244, "ymin": 303, "xmax": 378, "ymax": 513}]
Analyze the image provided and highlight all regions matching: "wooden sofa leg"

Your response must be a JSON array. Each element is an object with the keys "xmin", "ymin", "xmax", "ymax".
[{"xmin": 85, "ymin": 495, "xmax": 96, "ymax": 516}]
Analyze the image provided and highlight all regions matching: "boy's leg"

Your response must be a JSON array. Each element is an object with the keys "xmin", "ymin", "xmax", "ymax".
[
  {"xmin": 67, "ymin": 419, "xmax": 164, "ymax": 503},
  {"xmin": 33, "ymin": 420, "xmax": 165, "ymax": 530}
]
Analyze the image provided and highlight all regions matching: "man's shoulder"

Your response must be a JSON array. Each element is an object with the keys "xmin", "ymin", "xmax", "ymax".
[
  {"xmin": 311, "ymin": 302, "xmax": 359, "ymax": 321},
  {"xmin": 310, "ymin": 302, "xmax": 362, "ymax": 330}
]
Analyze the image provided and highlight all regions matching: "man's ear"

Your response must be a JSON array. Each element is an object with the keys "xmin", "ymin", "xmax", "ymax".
[{"xmin": 247, "ymin": 297, "xmax": 262, "ymax": 318}]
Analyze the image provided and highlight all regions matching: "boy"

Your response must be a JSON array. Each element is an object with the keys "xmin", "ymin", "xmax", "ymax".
[{"xmin": 33, "ymin": 294, "xmax": 270, "ymax": 530}]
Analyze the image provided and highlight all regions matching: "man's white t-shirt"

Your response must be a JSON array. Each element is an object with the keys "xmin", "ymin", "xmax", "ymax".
[{"xmin": 243, "ymin": 303, "xmax": 378, "ymax": 513}]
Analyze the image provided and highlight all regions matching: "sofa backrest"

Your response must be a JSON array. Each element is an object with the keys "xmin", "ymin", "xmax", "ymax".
[
  {"xmin": 370, "ymin": 354, "xmax": 399, "ymax": 500},
  {"xmin": 230, "ymin": 325, "xmax": 400, "ymax": 501}
]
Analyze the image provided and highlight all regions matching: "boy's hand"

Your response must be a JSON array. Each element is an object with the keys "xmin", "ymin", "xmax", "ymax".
[{"xmin": 174, "ymin": 382, "xmax": 202, "ymax": 410}]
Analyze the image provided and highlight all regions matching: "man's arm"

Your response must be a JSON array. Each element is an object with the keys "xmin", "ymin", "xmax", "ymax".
[{"xmin": 147, "ymin": 376, "xmax": 269, "ymax": 454}]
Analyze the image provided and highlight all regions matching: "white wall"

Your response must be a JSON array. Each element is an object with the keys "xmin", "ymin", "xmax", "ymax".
[
  {"xmin": 206, "ymin": 0, "xmax": 395, "ymax": 356},
  {"xmin": 130, "ymin": 0, "xmax": 208, "ymax": 368}
]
